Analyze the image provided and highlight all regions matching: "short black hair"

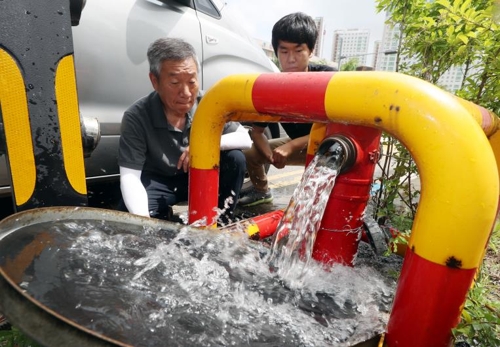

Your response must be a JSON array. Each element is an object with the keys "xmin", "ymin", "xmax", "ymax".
[{"xmin": 271, "ymin": 12, "xmax": 318, "ymax": 56}]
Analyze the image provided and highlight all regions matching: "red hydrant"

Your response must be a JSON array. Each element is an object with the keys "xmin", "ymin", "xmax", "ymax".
[{"xmin": 312, "ymin": 123, "xmax": 382, "ymax": 266}]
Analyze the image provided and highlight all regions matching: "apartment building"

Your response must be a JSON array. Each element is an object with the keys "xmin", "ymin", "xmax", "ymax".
[
  {"xmin": 376, "ymin": 15, "xmax": 464, "ymax": 92},
  {"xmin": 331, "ymin": 29, "xmax": 370, "ymax": 66},
  {"xmin": 313, "ymin": 17, "xmax": 326, "ymax": 58}
]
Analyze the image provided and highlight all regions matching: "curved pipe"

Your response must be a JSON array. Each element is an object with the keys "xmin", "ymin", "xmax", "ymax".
[
  {"xmin": 189, "ymin": 71, "xmax": 499, "ymax": 345},
  {"xmin": 190, "ymin": 71, "xmax": 497, "ymax": 265}
]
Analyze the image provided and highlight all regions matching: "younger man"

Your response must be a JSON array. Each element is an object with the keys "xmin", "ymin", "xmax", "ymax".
[{"xmin": 239, "ymin": 12, "xmax": 335, "ymax": 206}]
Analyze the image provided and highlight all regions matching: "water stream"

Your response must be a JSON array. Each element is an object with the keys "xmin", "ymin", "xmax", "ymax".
[{"xmin": 269, "ymin": 153, "xmax": 341, "ymax": 283}]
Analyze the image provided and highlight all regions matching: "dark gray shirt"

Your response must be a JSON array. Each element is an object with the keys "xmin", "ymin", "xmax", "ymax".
[{"xmin": 118, "ymin": 91, "xmax": 238, "ymax": 177}]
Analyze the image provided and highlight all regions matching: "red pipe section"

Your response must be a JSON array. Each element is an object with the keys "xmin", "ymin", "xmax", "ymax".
[
  {"xmin": 312, "ymin": 123, "xmax": 382, "ymax": 266},
  {"xmin": 221, "ymin": 210, "xmax": 285, "ymax": 240},
  {"xmin": 386, "ymin": 249, "xmax": 477, "ymax": 346}
]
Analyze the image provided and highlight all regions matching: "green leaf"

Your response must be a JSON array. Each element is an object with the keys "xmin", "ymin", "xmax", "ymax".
[
  {"xmin": 462, "ymin": 309, "xmax": 473, "ymax": 323},
  {"xmin": 461, "ymin": 0, "xmax": 472, "ymax": 14},
  {"xmin": 423, "ymin": 16, "xmax": 436, "ymax": 26},
  {"xmin": 447, "ymin": 26, "xmax": 455, "ymax": 37},
  {"xmin": 457, "ymin": 33, "xmax": 469, "ymax": 44},
  {"xmin": 456, "ymin": 45, "xmax": 467, "ymax": 56},
  {"xmin": 435, "ymin": 0, "xmax": 452, "ymax": 9}
]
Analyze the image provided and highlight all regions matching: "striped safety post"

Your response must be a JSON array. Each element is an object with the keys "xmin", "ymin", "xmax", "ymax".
[{"xmin": 0, "ymin": 0, "xmax": 87, "ymax": 211}]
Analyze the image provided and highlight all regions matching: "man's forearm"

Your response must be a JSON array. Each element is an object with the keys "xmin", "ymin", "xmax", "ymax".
[
  {"xmin": 287, "ymin": 135, "xmax": 309, "ymax": 152},
  {"xmin": 119, "ymin": 166, "xmax": 150, "ymax": 217},
  {"xmin": 251, "ymin": 127, "xmax": 273, "ymax": 161}
]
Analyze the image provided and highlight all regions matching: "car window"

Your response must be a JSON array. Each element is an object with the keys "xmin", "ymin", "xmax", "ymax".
[
  {"xmin": 170, "ymin": 0, "xmax": 193, "ymax": 7},
  {"xmin": 194, "ymin": 0, "xmax": 220, "ymax": 19},
  {"xmin": 211, "ymin": 0, "xmax": 225, "ymax": 12}
]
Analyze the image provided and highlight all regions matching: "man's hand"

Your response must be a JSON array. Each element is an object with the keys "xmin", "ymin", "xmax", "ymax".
[
  {"xmin": 177, "ymin": 146, "xmax": 190, "ymax": 172},
  {"xmin": 272, "ymin": 135, "xmax": 309, "ymax": 169},
  {"xmin": 272, "ymin": 142, "xmax": 294, "ymax": 168}
]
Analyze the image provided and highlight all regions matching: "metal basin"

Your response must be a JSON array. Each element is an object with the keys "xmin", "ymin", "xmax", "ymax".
[{"xmin": 0, "ymin": 207, "xmax": 385, "ymax": 347}]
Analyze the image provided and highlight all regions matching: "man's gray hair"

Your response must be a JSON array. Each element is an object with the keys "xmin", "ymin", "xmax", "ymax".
[{"xmin": 147, "ymin": 37, "xmax": 200, "ymax": 77}]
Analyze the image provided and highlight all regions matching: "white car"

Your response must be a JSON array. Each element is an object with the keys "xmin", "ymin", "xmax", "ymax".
[{"xmin": 0, "ymin": 0, "xmax": 278, "ymax": 202}]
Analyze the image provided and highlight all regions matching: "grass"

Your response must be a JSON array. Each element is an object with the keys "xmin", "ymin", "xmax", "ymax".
[{"xmin": 452, "ymin": 221, "xmax": 500, "ymax": 346}]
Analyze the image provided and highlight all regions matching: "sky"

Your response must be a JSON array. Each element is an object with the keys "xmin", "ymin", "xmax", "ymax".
[{"xmin": 223, "ymin": 0, "xmax": 387, "ymax": 61}]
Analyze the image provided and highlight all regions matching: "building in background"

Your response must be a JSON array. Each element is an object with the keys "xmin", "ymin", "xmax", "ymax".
[
  {"xmin": 252, "ymin": 38, "xmax": 275, "ymax": 60},
  {"xmin": 331, "ymin": 29, "xmax": 370, "ymax": 66},
  {"xmin": 372, "ymin": 40, "xmax": 381, "ymax": 68},
  {"xmin": 375, "ymin": 15, "xmax": 400, "ymax": 72},
  {"xmin": 436, "ymin": 66, "xmax": 466, "ymax": 93},
  {"xmin": 376, "ymin": 15, "xmax": 464, "ymax": 92},
  {"xmin": 313, "ymin": 17, "xmax": 326, "ymax": 58}
]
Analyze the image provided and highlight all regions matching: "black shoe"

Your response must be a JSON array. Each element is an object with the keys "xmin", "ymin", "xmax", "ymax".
[{"xmin": 238, "ymin": 189, "xmax": 273, "ymax": 207}]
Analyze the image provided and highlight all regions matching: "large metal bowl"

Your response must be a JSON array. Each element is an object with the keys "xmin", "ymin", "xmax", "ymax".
[{"xmin": 0, "ymin": 207, "xmax": 383, "ymax": 347}]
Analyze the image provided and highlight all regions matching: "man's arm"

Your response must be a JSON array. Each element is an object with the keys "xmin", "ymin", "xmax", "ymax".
[
  {"xmin": 250, "ymin": 124, "xmax": 274, "ymax": 163},
  {"xmin": 272, "ymin": 134, "xmax": 309, "ymax": 168},
  {"xmin": 119, "ymin": 166, "xmax": 150, "ymax": 217}
]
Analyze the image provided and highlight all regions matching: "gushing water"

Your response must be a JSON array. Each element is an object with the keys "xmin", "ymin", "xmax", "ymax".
[
  {"xmin": 0, "ymin": 217, "xmax": 397, "ymax": 347},
  {"xmin": 269, "ymin": 154, "xmax": 340, "ymax": 284},
  {"xmin": 0, "ymin": 141, "xmax": 398, "ymax": 346}
]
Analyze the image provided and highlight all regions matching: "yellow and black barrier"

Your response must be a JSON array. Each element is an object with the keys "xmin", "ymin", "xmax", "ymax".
[{"xmin": 0, "ymin": 0, "xmax": 87, "ymax": 211}]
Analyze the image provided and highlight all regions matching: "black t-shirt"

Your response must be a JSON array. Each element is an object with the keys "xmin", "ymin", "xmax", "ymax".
[
  {"xmin": 118, "ymin": 91, "xmax": 239, "ymax": 177},
  {"xmin": 254, "ymin": 63, "xmax": 335, "ymax": 139}
]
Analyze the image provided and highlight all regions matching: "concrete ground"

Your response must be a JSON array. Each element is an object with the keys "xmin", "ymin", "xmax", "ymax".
[{"xmin": 172, "ymin": 165, "xmax": 304, "ymax": 222}]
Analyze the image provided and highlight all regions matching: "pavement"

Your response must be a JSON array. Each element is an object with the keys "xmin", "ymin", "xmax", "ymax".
[{"xmin": 172, "ymin": 165, "xmax": 304, "ymax": 222}]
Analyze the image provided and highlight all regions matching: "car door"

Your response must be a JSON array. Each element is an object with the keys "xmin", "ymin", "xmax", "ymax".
[
  {"xmin": 72, "ymin": 0, "xmax": 205, "ymax": 183},
  {"xmin": 193, "ymin": 0, "xmax": 277, "ymax": 90}
]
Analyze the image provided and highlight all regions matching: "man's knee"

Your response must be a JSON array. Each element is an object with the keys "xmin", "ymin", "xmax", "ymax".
[
  {"xmin": 149, "ymin": 205, "xmax": 173, "ymax": 220},
  {"xmin": 222, "ymin": 150, "xmax": 246, "ymax": 175},
  {"xmin": 243, "ymin": 145, "xmax": 267, "ymax": 167}
]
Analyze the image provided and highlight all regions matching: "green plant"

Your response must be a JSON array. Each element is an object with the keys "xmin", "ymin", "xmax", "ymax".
[
  {"xmin": 384, "ymin": 229, "xmax": 411, "ymax": 257},
  {"xmin": 0, "ymin": 326, "xmax": 41, "ymax": 347},
  {"xmin": 340, "ymin": 57, "xmax": 359, "ymax": 71},
  {"xmin": 453, "ymin": 224, "xmax": 500, "ymax": 346},
  {"xmin": 373, "ymin": 134, "xmax": 419, "ymax": 233}
]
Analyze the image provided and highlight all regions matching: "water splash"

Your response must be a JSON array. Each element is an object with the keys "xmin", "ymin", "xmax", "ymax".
[
  {"xmin": 268, "ymin": 153, "xmax": 340, "ymax": 285},
  {"xmin": 0, "ymin": 218, "xmax": 396, "ymax": 347}
]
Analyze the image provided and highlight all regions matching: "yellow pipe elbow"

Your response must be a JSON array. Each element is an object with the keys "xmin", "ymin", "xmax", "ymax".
[
  {"xmin": 191, "ymin": 74, "xmax": 258, "ymax": 169},
  {"xmin": 191, "ymin": 74, "xmax": 281, "ymax": 169},
  {"xmin": 324, "ymin": 72, "xmax": 498, "ymax": 268}
]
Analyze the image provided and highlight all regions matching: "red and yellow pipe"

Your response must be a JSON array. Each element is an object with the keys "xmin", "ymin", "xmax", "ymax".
[{"xmin": 188, "ymin": 71, "xmax": 498, "ymax": 346}]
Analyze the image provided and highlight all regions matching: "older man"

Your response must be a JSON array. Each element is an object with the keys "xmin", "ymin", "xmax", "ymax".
[{"xmin": 118, "ymin": 38, "xmax": 251, "ymax": 224}]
